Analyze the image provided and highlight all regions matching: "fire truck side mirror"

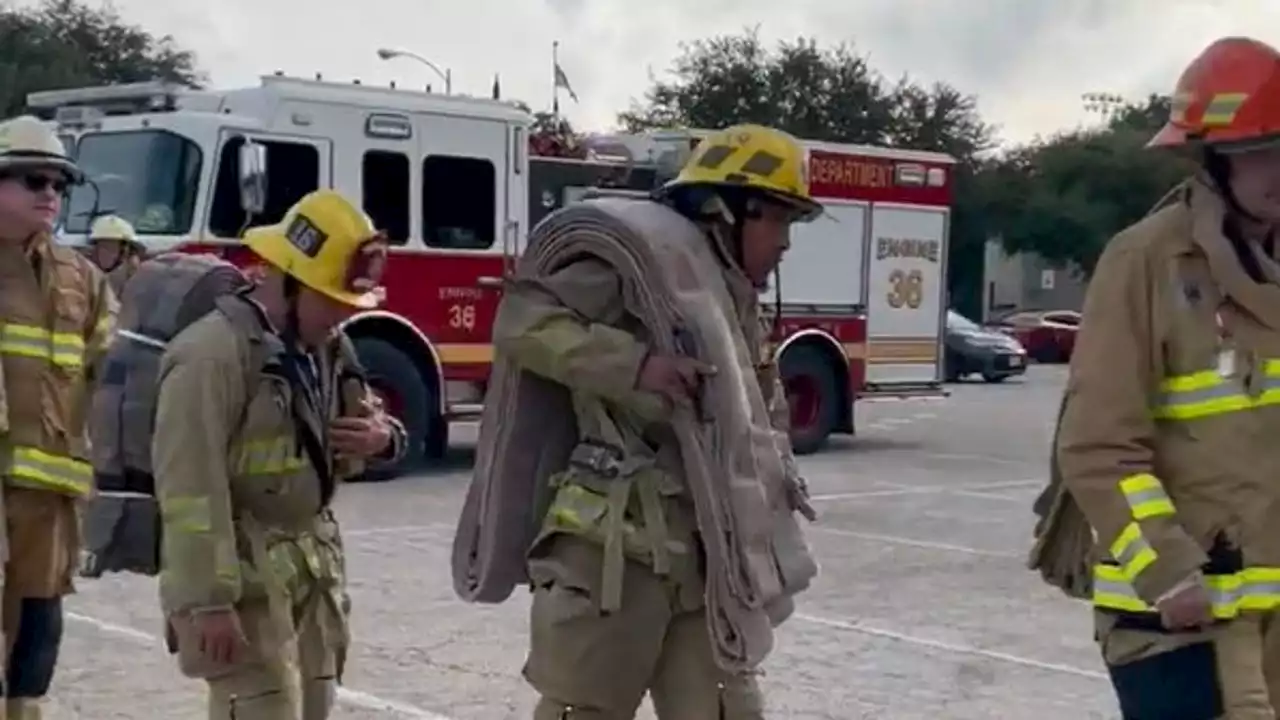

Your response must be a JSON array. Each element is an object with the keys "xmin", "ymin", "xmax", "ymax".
[{"xmin": 237, "ymin": 139, "xmax": 268, "ymax": 215}]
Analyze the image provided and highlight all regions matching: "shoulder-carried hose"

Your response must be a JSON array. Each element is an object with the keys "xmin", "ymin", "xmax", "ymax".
[{"xmin": 451, "ymin": 197, "xmax": 817, "ymax": 673}]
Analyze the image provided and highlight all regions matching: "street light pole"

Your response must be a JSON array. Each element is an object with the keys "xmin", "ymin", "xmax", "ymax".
[{"xmin": 376, "ymin": 47, "xmax": 452, "ymax": 94}]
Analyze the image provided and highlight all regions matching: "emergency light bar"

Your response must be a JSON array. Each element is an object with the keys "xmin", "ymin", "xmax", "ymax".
[{"xmin": 27, "ymin": 81, "xmax": 183, "ymax": 120}]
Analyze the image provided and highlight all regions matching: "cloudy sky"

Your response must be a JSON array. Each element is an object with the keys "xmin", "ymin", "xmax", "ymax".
[{"xmin": 65, "ymin": 0, "xmax": 1276, "ymax": 145}]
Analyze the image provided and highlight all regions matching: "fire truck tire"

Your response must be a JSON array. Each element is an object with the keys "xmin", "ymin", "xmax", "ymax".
[
  {"xmin": 780, "ymin": 343, "xmax": 840, "ymax": 456},
  {"xmin": 350, "ymin": 336, "xmax": 431, "ymax": 482}
]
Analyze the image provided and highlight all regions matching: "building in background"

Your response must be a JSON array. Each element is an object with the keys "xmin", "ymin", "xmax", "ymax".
[{"xmin": 981, "ymin": 238, "xmax": 1088, "ymax": 322}]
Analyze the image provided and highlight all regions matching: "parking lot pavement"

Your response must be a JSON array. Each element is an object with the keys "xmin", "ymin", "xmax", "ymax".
[{"xmin": 50, "ymin": 365, "xmax": 1122, "ymax": 719}]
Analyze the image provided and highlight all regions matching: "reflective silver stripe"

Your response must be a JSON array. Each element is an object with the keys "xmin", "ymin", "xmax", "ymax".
[
  {"xmin": 0, "ymin": 325, "xmax": 85, "ymax": 368},
  {"xmin": 1156, "ymin": 366, "xmax": 1280, "ymax": 419},
  {"xmin": 4, "ymin": 445, "xmax": 92, "ymax": 496},
  {"xmin": 1118, "ymin": 474, "xmax": 1175, "ymax": 520},
  {"xmin": 1158, "ymin": 382, "xmax": 1240, "ymax": 407},
  {"xmin": 1110, "ymin": 535, "xmax": 1152, "ymax": 575},
  {"xmin": 1094, "ymin": 565, "xmax": 1280, "ymax": 618}
]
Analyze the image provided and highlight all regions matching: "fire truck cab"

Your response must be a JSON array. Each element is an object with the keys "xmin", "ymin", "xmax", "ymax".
[{"xmin": 31, "ymin": 76, "xmax": 532, "ymax": 477}]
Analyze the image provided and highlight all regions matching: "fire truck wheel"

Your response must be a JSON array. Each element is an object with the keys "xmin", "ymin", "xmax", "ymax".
[
  {"xmin": 350, "ymin": 336, "xmax": 431, "ymax": 482},
  {"xmin": 780, "ymin": 343, "xmax": 839, "ymax": 455}
]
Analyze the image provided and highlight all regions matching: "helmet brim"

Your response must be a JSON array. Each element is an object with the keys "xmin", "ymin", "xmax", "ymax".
[
  {"xmin": 1147, "ymin": 123, "xmax": 1189, "ymax": 149},
  {"xmin": 762, "ymin": 190, "xmax": 824, "ymax": 223},
  {"xmin": 243, "ymin": 224, "xmax": 385, "ymax": 310},
  {"xmin": 0, "ymin": 156, "xmax": 84, "ymax": 184},
  {"xmin": 662, "ymin": 179, "xmax": 824, "ymax": 223}
]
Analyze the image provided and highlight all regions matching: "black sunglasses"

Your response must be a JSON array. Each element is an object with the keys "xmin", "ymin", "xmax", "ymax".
[{"xmin": 3, "ymin": 174, "xmax": 69, "ymax": 194}]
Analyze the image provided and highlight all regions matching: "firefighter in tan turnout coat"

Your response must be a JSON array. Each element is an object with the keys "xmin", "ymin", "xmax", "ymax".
[
  {"xmin": 491, "ymin": 124, "xmax": 821, "ymax": 719},
  {"xmin": 0, "ymin": 116, "xmax": 116, "ymax": 719},
  {"xmin": 153, "ymin": 190, "xmax": 406, "ymax": 719},
  {"xmin": 1035, "ymin": 36, "xmax": 1280, "ymax": 719}
]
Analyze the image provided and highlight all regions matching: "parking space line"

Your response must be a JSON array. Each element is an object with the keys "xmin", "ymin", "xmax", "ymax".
[
  {"xmin": 794, "ymin": 612, "xmax": 1106, "ymax": 680},
  {"xmin": 810, "ymin": 526, "xmax": 1021, "ymax": 558},
  {"xmin": 948, "ymin": 489, "xmax": 1028, "ymax": 503},
  {"xmin": 345, "ymin": 523, "xmax": 454, "ymax": 538},
  {"xmin": 809, "ymin": 478, "xmax": 1042, "ymax": 502},
  {"xmin": 65, "ymin": 612, "xmax": 458, "ymax": 720},
  {"xmin": 342, "ymin": 521, "xmax": 1022, "ymax": 560},
  {"xmin": 808, "ymin": 487, "xmax": 945, "ymax": 501},
  {"xmin": 910, "ymin": 451, "xmax": 1039, "ymax": 467}
]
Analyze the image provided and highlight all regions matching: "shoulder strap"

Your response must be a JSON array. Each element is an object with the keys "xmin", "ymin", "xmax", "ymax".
[
  {"xmin": 214, "ymin": 293, "xmax": 336, "ymax": 505},
  {"xmin": 332, "ymin": 333, "xmax": 367, "ymax": 415},
  {"xmin": 273, "ymin": 355, "xmax": 337, "ymax": 506},
  {"xmin": 214, "ymin": 295, "xmax": 271, "ymax": 428}
]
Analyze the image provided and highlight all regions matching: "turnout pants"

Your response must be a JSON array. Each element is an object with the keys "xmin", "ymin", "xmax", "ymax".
[
  {"xmin": 2, "ymin": 487, "xmax": 78, "ymax": 720},
  {"xmin": 1098, "ymin": 610, "xmax": 1280, "ymax": 719},
  {"xmin": 196, "ymin": 589, "xmax": 343, "ymax": 720},
  {"xmin": 524, "ymin": 534, "xmax": 765, "ymax": 720}
]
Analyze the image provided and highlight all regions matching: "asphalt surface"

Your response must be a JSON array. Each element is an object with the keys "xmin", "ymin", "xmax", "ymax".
[{"xmin": 49, "ymin": 364, "xmax": 1123, "ymax": 720}]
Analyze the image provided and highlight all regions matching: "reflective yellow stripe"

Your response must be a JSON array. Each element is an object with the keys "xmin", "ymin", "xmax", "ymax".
[
  {"xmin": 159, "ymin": 499, "xmax": 240, "ymax": 585},
  {"xmin": 1154, "ymin": 360, "xmax": 1280, "ymax": 420},
  {"xmin": 1118, "ymin": 473, "xmax": 1175, "ymax": 520},
  {"xmin": 90, "ymin": 311, "xmax": 115, "ymax": 352},
  {"xmin": 1108, "ymin": 522, "xmax": 1157, "ymax": 580},
  {"xmin": 1094, "ymin": 564, "xmax": 1280, "ymax": 618},
  {"xmin": 4, "ymin": 446, "xmax": 92, "ymax": 495},
  {"xmin": 162, "ymin": 496, "xmax": 213, "ymax": 533},
  {"xmin": 1202, "ymin": 92, "xmax": 1248, "ymax": 126},
  {"xmin": 0, "ymin": 324, "xmax": 85, "ymax": 369},
  {"xmin": 1105, "ymin": 474, "xmax": 1172, "ymax": 581},
  {"xmin": 237, "ymin": 437, "xmax": 306, "ymax": 476},
  {"xmin": 94, "ymin": 311, "xmax": 114, "ymax": 337}
]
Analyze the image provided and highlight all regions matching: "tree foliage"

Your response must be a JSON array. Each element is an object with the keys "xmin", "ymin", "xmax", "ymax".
[
  {"xmin": 619, "ymin": 27, "xmax": 997, "ymax": 314},
  {"xmin": 0, "ymin": 0, "xmax": 202, "ymax": 117},
  {"xmin": 977, "ymin": 95, "xmax": 1190, "ymax": 274},
  {"xmin": 619, "ymin": 29, "xmax": 1191, "ymax": 309}
]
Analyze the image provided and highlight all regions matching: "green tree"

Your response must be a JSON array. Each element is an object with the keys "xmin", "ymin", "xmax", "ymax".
[
  {"xmin": 619, "ymin": 28, "xmax": 996, "ymax": 314},
  {"xmin": 618, "ymin": 27, "xmax": 897, "ymax": 144},
  {"xmin": 0, "ymin": 0, "xmax": 202, "ymax": 117},
  {"xmin": 980, "ymin": 96, "xmax": 1190, "ymax": 275}
]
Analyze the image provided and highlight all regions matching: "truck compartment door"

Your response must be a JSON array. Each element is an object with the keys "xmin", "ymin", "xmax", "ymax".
[{"xmin": 864, "ymin": 205, "xmax": 949, "ymax": 387}]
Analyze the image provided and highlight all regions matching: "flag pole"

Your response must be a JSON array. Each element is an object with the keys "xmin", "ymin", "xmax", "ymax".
[{"xmin": 552, "ymin": 40, "xmax": 560, "ymax": 118}]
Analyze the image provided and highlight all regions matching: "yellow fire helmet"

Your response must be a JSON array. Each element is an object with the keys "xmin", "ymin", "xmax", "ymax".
[
  {"xmin": 243, "ymin": 189, "xmax": 388, "ymax": 310},
  {"xmin": 662, "ymin": 124, "xmax": 822, "ymax": 221},
  {"xmin": 0, "ymin": 115, "xmax": 82, "ymax": 183},
  {"xmin": 89, "ymin": 214, "xmax": 140, "ymax": 246}
]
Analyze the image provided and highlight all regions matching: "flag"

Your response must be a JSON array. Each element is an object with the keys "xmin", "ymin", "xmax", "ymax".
[
  {"xmin": 492, "ymin": 74, "xmax": 501, "ymax": 100},
  {"xmin": 554, "ymin": 63, "xmax": 579, "ymax": 104}
]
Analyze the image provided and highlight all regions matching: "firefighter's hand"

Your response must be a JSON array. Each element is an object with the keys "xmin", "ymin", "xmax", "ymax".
[
  {"xmin": 1156, "ymin": 578, "xmax": 1215, "ymax": 630},
  {"xmin": 636, "ymin": 353, "xmax": 717, "ymax": 404},
  {"xmin": 330, "ymin": 414, "xmax": 392, "ymax": 459},
  {"xmin": 192, "ymin": 609, "xmax": 248, "ymax": 665}
]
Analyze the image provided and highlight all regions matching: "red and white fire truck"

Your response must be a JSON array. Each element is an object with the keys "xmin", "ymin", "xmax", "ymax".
[{"xmin": 32, "ymin": 75, "xmax": 953, "ymax": 476}]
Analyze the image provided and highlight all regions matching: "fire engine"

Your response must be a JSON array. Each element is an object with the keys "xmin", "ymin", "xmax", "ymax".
[{"xmin": 30, "ymin": 74, "xmax": 953, "ymax": 477}]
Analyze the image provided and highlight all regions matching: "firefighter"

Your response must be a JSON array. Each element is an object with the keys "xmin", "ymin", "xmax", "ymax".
[
  {"xmin": 85, "ymin": 214, "xmax": 144, "ymax": 295},
  {"xmin": 151, "ymin": 189, "xmax": 407, "ymax": 720},
  {"xmin": 0, "ymin": 115, "xmax": 116, "ymax": 719},
  {"xmin": 492, "ymin": 124, "xmax": 820, "ymax": 719},
  {"xmin": 1053, "ymin": 36, "xmax": 1280, "ymax": 718}
]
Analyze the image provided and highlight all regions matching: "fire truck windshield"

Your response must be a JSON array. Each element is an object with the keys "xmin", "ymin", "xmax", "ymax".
[{"xmin": 62, "ymin": 129, "xmax": 201, "ymax": 236}]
